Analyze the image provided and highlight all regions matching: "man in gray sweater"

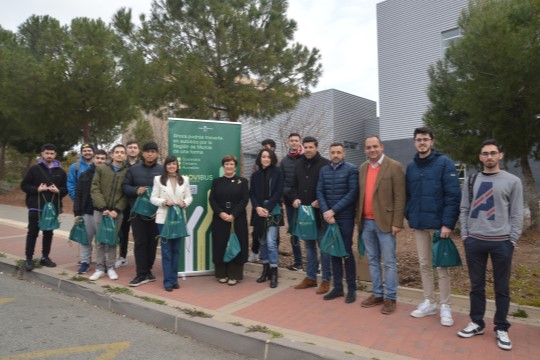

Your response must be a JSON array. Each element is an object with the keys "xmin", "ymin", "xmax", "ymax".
[{"xmin": 457, "ymin": 139, "xmax": 523, "ymax": 351}]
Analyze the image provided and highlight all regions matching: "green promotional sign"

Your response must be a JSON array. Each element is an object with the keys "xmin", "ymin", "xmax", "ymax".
[{"xmin": 168, "ymin": 118, "xmax": 241, "ymax": 274}]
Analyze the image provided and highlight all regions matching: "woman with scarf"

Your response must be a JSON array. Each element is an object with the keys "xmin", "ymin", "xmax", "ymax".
[
  {"xmin": 150, "ymin": 155, "xmax": 192, "ymax": 292},
  {"xmin": 249, "ymin": 148, "xmax": 284, "ymax": 288},
  {"xmin": 209, "ymin": 155, "xmax": 249, "ymax": 285}
]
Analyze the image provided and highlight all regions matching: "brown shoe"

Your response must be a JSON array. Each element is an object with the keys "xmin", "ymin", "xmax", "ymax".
[
  {"xmin": 294, "ymin": 277, "xmax": 317, "ymax": 290},
  {"xmin": 361, "ymin": 294, "xmax": 384, "ymax": 308},
  {"xmin": 381, "ymin": 299, "xmax": 396, "ymax": 315},
  {"xmin": 315, "ymin": 280, "xmax": 330, "ymax": 294}
]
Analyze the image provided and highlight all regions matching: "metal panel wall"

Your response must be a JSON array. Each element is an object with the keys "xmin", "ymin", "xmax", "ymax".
[{"xmin": 377, "ymin": 0, "xmax": 469, "ymax": 141}]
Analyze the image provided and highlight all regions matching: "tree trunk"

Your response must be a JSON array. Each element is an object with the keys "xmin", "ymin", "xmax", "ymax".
[
  {"xmin": 0, "ymin": 143, "xmax": 5, "ymax": 180},
  {"xmin": 82, "ymin": 119, "xmax": 90, "ymax": 143},
  {"xmin": 520, "ymin": 154, "xmax": 539, "ymax": 230}
]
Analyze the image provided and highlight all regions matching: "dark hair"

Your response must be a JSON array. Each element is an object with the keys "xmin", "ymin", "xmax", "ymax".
[
  {"xmin": 330, "ymin": 142, "xmax": 344, "ymax": 148},
  {"xmin": 126, "ymin": 140, "xmax": 138, "ymax": 147},
  {"xmin": 413, "ymin": 127, "xmax": 434, "ymax": 139},
  {"xmin": 160, "ymin": 155, "xmax": 184, "ymax": 186},
  {"xmin": 110, "ymin": 144, "xmax": 126, "ymax": 153},
  {"xmin": 480, "ymin": 139, "xmax": 501, "ymax": 152},
  {"xmin": 255, "ymin": 148, "xmax": 277, "ymax": 168},
  {"xmin": 41, "ymin": 143, "xmax": 57, "ymax": 152},
  {"xmin": 221, "ymin": 155, "xmax": 238, "ymax": 166},
  {"xmin": 261, "ymin": 139, "xmax": 276, "ymax": 149},
  {"xmin": 95, "ymin": 149, "xmax": 107, "ymax": 156},
  {"xmin": 302, "ymin": 136, "xmax": 318, "ymax": 147},
  {"xmin": 288, "ymin": 133, "xmax": 301, "ymax": 139}
]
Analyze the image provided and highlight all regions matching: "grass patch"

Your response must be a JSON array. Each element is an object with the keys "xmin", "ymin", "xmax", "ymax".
[
  {"xmin": 15, "ymin": 259, "xmax": 41, "ymax": 269},
  {"xmin": 177, "ymin": 307, "xmax": 213, "ymax": 318},
  {"xmin": 135, "ymin": 295, "xmax": 167, "ymax": 306},
  {"xmin": 511, "ymin": 309, "xmax": 528, "ymax": 318},
  {"xmin": 344, "ymin": 351, "xmax": 354, "ymax": 355},
  {"xmin": 510, "ymin": 265, "xmax": 540, "ymax": 307},
  {"xmin": 70, "ymin": 275, "xmax": 90, "ymax": 282},
  {"xmin": 0, "ymin": 252, "xmax": 6, "ymax": 257},
  {"xmin": 58, "ymin": 271, "xmax": 68, "ymax": 276},
  {"xmin": 102, "ymin": 285, "xmax": 134, "ymax": 296},
  {"xmin": 245, "ymin": 325, "xmax": 283, "ymax": 339},
  {"xmin": 305, "ymin": 341, "xmax": 315, "ymax": 345},
  {"xmin": 228, "ymin": 321, "xmax": 244, "ymax": 327}
]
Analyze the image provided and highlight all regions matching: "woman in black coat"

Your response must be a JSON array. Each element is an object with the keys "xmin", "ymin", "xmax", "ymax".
[
  {"xmin": 209, "ymin": 155, "xmax": 249, "ymax": 285},
  {"xmin": 249, "ymin": 149, "xmax": 284, "ymax": 288}
]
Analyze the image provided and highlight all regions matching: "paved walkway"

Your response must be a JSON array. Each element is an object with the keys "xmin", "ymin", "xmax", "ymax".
[{"xmin": 0, "ymin": 204, "xmax": 539, "ymax": 359}]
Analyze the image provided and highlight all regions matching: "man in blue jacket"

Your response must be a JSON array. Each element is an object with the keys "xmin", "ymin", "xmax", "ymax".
[
  {"xmin": 317, "ymin": 142, "xmax": 359, "ymax": 304},
  {"xmin": 67, "ymin": 143, "xmax": 95, "ymax": 201},
  {"xmin": 405, "ymin": 127, "xmax": 461, "ymax": 327}
]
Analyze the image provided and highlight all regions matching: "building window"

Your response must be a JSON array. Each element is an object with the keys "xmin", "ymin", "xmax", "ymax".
[
  {"xmin": 343, "ymin": 141, "xmax": 359, "ymax": 150},
  {"xmin": 441, "ymin": 27, "xmax": 461, "ymax": 55}
]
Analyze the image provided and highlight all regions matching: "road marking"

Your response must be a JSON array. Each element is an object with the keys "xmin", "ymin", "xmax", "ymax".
[
  {"xmin": 0, "ymin": 298, "xmax": 15, "ymax": 304},
  {"xmin": 0, "ymin": 341, "xmax": 130, "ymax": 360}
]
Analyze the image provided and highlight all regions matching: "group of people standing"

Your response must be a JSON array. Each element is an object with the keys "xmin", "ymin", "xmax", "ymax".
[{"xmin": 20, "ymin": 126, "xmax": 523, "ymax": 351}]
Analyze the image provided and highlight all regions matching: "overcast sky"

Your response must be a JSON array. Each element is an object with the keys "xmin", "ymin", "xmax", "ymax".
[{"xmin": 0, "ymin": 0, "xmax": 381, "ymax": 111}]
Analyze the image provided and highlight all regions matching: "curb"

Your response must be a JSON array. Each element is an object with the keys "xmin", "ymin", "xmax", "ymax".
[{"xmin": 0, "ymin": 258, "xmax": 367, "ymax": 360}]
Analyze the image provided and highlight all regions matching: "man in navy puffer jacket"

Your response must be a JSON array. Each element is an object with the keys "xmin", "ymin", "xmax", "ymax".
[
  {"xmin": 317, "ymin": 142, "xmax": 359, "ymax": 304},
  {"xmin": 405, "ymin": 127, "xmax": 461, "ymax": 327}
]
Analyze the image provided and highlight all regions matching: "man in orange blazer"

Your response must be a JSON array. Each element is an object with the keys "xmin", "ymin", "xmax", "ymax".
[{"xmin": 356, "ymin": 136, "xmax": 405, "ymax": 315}]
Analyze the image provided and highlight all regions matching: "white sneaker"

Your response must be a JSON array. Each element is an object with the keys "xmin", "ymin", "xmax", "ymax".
[
  {"xmin": 458, "ymin": 322, "xmax": 485, "ymax": 338},
  {"xmin": 248, "ymin": 252, "xmax": 259, "ymax": 262},
  {"xmin": 410, "ymin": 299, "xmax": 437, "ymax": 318},
  {"xmin": 440, "ymin": 304, "xmax": 454, "ymax": 326},
  {"xmin": 107, "ymin": 268, "xmax": 119, "ymax": 280},
  {"xmin": 115, "ymin": 257, "xmax": 128, "ymax": 268},
  {"xmin": 496, "ymin": 330, "xmax": 512, "ymax": 350},
  {"xmin": 89, "ymin": 270, "xmax": 105, "ymax": 281}
]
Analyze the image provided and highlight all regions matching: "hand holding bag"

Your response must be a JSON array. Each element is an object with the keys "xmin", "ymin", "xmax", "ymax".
[
  {"xmin": 69, "ymin": 217, "xmax": 89, "ymax": 245},
  {"xmin": 293, "ymin": 205, "xmax": 318, "ymax": 240},
  {"xmin": 131, "ymin": 187, "xmax": 158, "ymax": 218},
  {"xmin": 160, "ymin": 205, "xmax": 189, "ymax": 240},
  {"xmin": 321, "ymin": 223, "xmax": 349, "ymax": 257},
  {"xmin": 432, "ymin": 230, "xmax": 462, "ymax": 267},
  {"xmin": 223, "ymin": 222, "xmax": 241, "ymax": 262},
  {"xmin": 96, "ymin": 215, "xmax": 118, "ymax": 246}
]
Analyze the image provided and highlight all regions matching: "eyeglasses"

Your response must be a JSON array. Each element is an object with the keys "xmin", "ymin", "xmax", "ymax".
[
  {"xmin": 480, "ymin": 151, "xmax": 499, "ymax": 157},
  {"xmin": 414, "ymin": 138, "xmax": 432, "ymax": 143}
]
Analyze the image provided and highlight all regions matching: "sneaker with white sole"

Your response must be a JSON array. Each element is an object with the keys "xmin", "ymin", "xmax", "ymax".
[
  {"xmin": 89, "ymin": 270, "xmax": 105, "ymax": 281},
  {"xmin": 115, "ymin": 257, "xmax": 128, "ymax": 268},
  {"xmin": 107, "ymin": 268, "xmax": 118, "ymax": 280},
  {"xmin": 410, "ymin": 299, "xmax": 437, "ymax": 318},
  {"xmin": 496, "ymin": 330, "xmax": 512, "ymax": 350},
  {"xmin": 248, "ymin": 252, "xmax": 259, "ymax": 262},
  {"xmin": 440, "ymin": 304, "xmax": 454, "ymax": 326},
  {"xmin": 457, "ymin": 322, "xmax": 485, "ymax": 338}
]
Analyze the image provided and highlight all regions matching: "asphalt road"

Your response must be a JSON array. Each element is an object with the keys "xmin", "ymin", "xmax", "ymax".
[{"xmin": 0, "ymin": 272, "xmax": 255, "ymax": 360}]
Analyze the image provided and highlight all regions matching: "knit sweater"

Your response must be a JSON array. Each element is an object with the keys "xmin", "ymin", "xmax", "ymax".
[{"xmin": 460, "ymin": 171, "xmax": 523, "ymax": 243}]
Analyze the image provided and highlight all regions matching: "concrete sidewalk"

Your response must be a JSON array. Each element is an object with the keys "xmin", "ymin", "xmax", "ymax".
[{"xmin": 1, "ymin": 204, "xmax": 539, "ymax": 359}]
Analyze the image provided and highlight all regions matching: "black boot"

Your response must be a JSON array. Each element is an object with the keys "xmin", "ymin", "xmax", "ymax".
[
  {"xmin": 256, "ymin": 263, "xmax": 270, "ymax": 283},
  {"xmin": 269, "ymin": 267, "xmax": 278, "ymax": 288}
]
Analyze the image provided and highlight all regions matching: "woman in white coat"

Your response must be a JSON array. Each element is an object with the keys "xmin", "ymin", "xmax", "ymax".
[{"xmin": 150, "ymin": 155, "xmax": 192, "ymax": 291}]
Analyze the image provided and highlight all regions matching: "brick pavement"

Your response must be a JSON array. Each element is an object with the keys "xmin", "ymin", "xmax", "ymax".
[{"xmin": 1, "ymin": 210, "xmax": 539, "ymax": 360}]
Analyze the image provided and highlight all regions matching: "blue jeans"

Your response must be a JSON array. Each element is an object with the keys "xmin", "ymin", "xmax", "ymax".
[
  {"xmin": 286, "ymin": 205, "xmax": 302, "ymax": 266},
  {"xmin": 157, "ymin": 224, "xmax": 181, "ymax": 288},
  {"xmin": 331, "ymin": 218, "xmax": 356, "ymax": 292},
  {"xmin": 259, "ymin": 225, "xmax": 278, "ymax": 267},
  {"xmin": 304, "ymin": 227, "xmax": 331, "ymax": 282},
  {"xmin": 361, "ymin": 219, "xmax": 398, "ymax": 300},
  {"xmin": 464, "ymin": 237, "xmax": 514, "ymax": 331}
]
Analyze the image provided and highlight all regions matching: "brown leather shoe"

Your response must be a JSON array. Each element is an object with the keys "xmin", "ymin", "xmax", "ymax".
[
  {"xmin": 361, "ymin": 294, "xmax": 384, "ymax": 308},
  {"xmin": 294, "ymin": 277, "xmax": 317, "ymax": 289},
  {"xmin": 315, "ymin": 280, "xmax": 330, "ymax": 294},
  {"xmin": 381, "ymin": 299, "xmax": 396, "ymax": 315}
]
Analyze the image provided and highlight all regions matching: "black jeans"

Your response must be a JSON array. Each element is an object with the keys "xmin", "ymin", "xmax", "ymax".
[
  {"xmin": 25, "ymin": 210, "xmax": 53, "ymax": 260},
  {"xmin": 118, "ymin": 203, "xmax": 132, "ymax": 258},
  {"xmin": 464, "ymin": 237, "xmax": 514, "ymax": 331},
  {"xmin": 131, "ymin": 215, "xmax": 159, "ymax": 276}
]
